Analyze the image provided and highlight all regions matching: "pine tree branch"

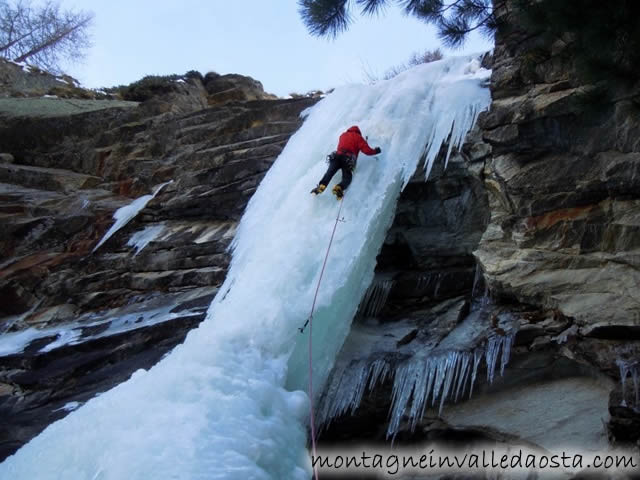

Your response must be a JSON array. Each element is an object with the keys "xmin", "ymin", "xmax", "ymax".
[
  {"xmin": 298, "ymin": 0, "xmax": 351, "ymax": 38},
  {"xmin": 298, "ymin": 0, "xmax": 498, "ymax": 44},
  {"xmin": 357, "ymin": 0, "xmax": 386, "ymax": 16}
]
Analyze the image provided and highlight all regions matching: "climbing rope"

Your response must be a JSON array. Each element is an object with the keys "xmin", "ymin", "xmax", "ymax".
[{"xmin": 304, "ymin": 198, "xmax": 345, "ymax": 480}]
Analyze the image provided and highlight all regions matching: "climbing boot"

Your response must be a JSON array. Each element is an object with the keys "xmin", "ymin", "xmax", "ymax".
[
  {"xmin": 311, "ymin": 184, "xmax": 326, "ymax": 195},
  {"xmin": 332, "ymin": 184, "xmax": 344, "ymax": 200}
]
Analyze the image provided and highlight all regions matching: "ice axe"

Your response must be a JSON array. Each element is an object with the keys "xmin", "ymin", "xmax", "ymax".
[{"xmin": 367, "ymin": 135, "xmax": 381, "ymax": 161}]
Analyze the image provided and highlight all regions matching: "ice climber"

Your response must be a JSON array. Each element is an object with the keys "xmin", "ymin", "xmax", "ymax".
[{"xmin": 311, "ymin": 125, "xmax": 381, "ymax": 200}]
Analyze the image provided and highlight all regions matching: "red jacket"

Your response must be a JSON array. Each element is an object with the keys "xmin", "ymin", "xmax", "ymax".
[{"xmin": 337, "ymin": 126, "xmax": 377, "ymax": 159}]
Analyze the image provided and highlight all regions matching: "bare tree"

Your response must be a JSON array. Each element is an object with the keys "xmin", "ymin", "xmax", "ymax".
[
  {"xmin": 384, "ymin": 48, "xmax": 444, "ymax": 80},
  {"xmin": 364, "ymin": 48, "xmax": 444, "ymax": 84},
  {"xmin": 0, "ymin": 0, "xmax": 93, "ymax": 73}
]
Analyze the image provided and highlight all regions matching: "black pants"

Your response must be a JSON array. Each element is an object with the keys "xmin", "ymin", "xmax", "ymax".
[{"xmin": 319, "ymin": 153, "xmax": 355, "ymax": 190}]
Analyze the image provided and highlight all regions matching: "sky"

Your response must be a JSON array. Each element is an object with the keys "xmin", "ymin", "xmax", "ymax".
[{"xmin": 57, "ymin": 1, "xmax": 493, "ymax": 98}]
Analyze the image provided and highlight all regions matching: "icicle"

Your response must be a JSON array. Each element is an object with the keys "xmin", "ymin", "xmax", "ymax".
[
  {"xmin": 418, "ymin": 275, "xmax": 427, "ymax": 292},
  {"xmin": 471, "ymin": 264, "xmax": 481, "ymax": 299},
  {"xmin": 469, "ymin": 348, "xmax": 483, "ymax": 399},
  {"xmin": 408, "ymin": 361, "xmax": 430, "ymax": 431},
  {"xmin": 127, "ymin": 224, "xmax": 165, "ymax": 256},
  {"xmin": 317, "ymin": 358, "xmax": 394, "ymax": 430},
  {"xmin": 480, "ymin": 284, "xmax": 490, "ymax": 307},
  {"xmin": 319, "ymin": 362, "xmax": 366, "ymax": 427},
  {"xmin": 450, "ymin": 352, "xmax": 463, "ymax": 401},
  {"xmin": 454, "ymin": 353, "xmax": 471, "ymax": 402},
  {"xmin": 430, "ymin": 356, "xmax": 447, "ymax": 408},
  {"xmin": 616, "ymin": 359, "xmax": 640, "ymax": 409},
  {"xmin": 315, "ymin": 366, "xmax": 345, "ymax": 428},
  {"xmin": 378, "ymin": 280, "xmax": 394, "ymax": 316},
  {"xmin": 321, "ymin": 364, "xmax": 352, "ymax": 427},
  {"xmin": 357, "ymin": 279, "xmax": 394, "ymax": 318},
  {"xmin": 348, "ymin": 365, "xmax": 372, "ymax": 414},
  {"xmin": 433, "ymin": 273, "xmax": 442, "ymax": 298},
  {"xmin": 368, "ymin": 358, "xmax": 390, "ymax": 391},
  {"xmin": 319, "ymin": 335, "xmax": 518, "ymax": 439},
  {"xmin": 438, "ymin": 352, "xmax": 459, "ymax": 415},
  {"xmin": 93, "ymin": 181, "xmax": 172, "ymax": 253},
  {"xmin": 500, "ymin": 333, "xmax": 515, "ymax": 376},
  {"xmin": 617, "ymin": 359, "xmax": 630, "ymax": 407},
  {"xmin": 388, "ymin": 362, "xmax": 414, "ymax": 436},
  {"xmin": 417, "ymin": 359, "xmax": 436, "ymax": 420},
  {"xmin": 485, "ymin": 337, "xmax": 501, "ymax": 385},
  {"xmin": 632, "ymin": 365, "xmax": 639, "ymax": 410}
]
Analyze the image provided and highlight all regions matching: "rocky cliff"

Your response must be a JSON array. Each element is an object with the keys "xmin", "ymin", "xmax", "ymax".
[
  {"xmin": 476, "ymin": 6, "xmax": 640, "ymax": 450},
  {"xmin": 0, "ymin": 65, "xmax": 316, "ymax": 459}
]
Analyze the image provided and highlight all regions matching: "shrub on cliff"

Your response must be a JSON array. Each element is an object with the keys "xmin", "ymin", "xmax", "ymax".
[
  {"xmin": 384, "ymin": 48, "xmax": 444, "ymax": 80},
  {"xmin": 117, "ymin": 75, "xmax": 183, "ymax": 102},
  {"xmin": 106, "ymin": 71, "xmax": 204, "ymax": 102},
  {"xmin": 364, "ymin": 48, "xmax": 444, "ymax": 83}
]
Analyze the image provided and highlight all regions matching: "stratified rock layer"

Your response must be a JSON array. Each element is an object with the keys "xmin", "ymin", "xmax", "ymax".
[
  {"xmin": 0, "ymin": 70, "xmax": 316, "ymax": 459},
  {"xmin": 475, "ymin": 5, "xmax": 640, "ymax": 447}
]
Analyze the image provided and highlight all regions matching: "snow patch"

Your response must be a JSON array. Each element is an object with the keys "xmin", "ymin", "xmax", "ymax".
[
  {"xmin": 0, "ymin": 303, "xmax": 202, "ymax": 357},
  {"xmin": 92, "ymin": 181, "xmax": 172, "ymax": 253},
  {"xmin": 299, "ymin": 106, "xmax": 312, "ymax": 118},
  {"xmin": 0, "ymin": 328, "xmax": 44, "ymax": 356},
  {"xmin": 54, "ymin": 402, "xmax": 82, "ymax": 413},
  {"xmin": 127, "ymin": 224, "xmax": 165, "ymax": 256}
]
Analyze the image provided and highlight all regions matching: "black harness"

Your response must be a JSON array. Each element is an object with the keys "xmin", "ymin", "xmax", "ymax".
[{"xmin": 327, "ymin": 151, "xmax": 357, "ymax": 171}]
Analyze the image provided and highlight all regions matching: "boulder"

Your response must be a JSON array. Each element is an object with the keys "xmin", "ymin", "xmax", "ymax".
[
  {"xmin": 0, "ymin": 57, "xmax": 77, "ymax": 98},
  {"xmin": 203, "ymin": 72, "xmax": 277, "ymax": 105}
]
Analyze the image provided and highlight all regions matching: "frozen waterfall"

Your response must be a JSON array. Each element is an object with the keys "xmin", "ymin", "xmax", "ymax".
[{"xmin": 0, "ymin": 55, "xmax": 491, "ymax": 479}]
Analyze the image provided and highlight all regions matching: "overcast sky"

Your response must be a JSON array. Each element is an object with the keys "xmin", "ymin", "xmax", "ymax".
[{"xmin": 58, "ymin": 1, "xmax": 493, "ymax": 97}]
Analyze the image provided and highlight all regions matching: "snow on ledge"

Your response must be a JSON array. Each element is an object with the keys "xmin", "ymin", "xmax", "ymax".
[
  {"xmin": 92, "ymin": 181, "xmax": 172, "ymax": 253},
  {"xmin": 0, "ymin": 302, "xmax": 202, "ymax": 357},
  {"xmin": 127, "ymin": 224, "xmax": 166, "ymax": 256}
]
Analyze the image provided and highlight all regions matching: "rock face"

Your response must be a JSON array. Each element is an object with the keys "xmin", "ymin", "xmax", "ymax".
[
  {"xmin": 475, "ymin": 6, "xmax": 640, "ymax": 449},
  {"xmin": 0, "ymin": 64, "xmax": 316, "ymax": 459},
  {"xmin": 0, "ymin": 57, "xmax": 80, "ymax": 98},
  {"xmin": 477, "ymin": 31, "xmax": 640, "ymax": 335},
  {"xmin": 203, "ymin": 72, "xmax": 278, "ymax": 105}
]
